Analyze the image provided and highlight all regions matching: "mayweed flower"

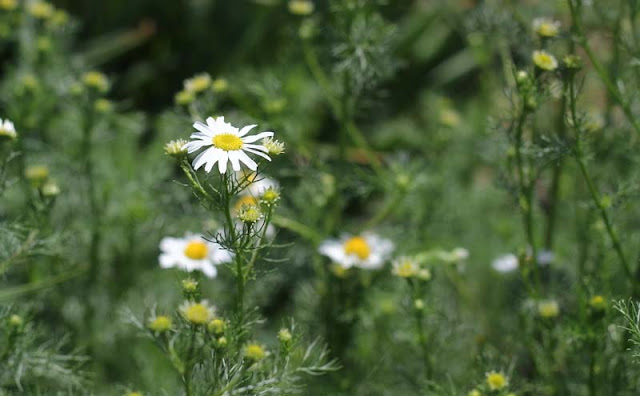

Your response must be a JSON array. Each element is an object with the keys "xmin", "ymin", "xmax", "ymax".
[
  {"xmin": 318, "ymin": 233, "xmax": 394, "ymax": 270},
  {"xmin": 244, "ymin": 343, "xmax": 267, "ymax": 362},
  {"xmin": 237, "ymin": 204, "xmax": 263, "ymax": 224},
  {"xmin": 278, "ymin": 328, "xmax": 292, "ymax": 343},
  {"xmin": 148, "ymin": 315, "xmax": 172, "ymax": 333},
  {"xmin": 492, "ymin": 254, "xmax": 518, "ymax": 273},
  {"xmin": 8, "ymin": 314, "xmax": 23, "ymax": 327},
  {"xmin": 25, "ymin": 165, "xmax": 49, "ymax": 187},
  {"xmin": 532, "ymin": 17, "xmax": 560, "ymax": 38},
  {"xmin": 538, "ymin": 299, "xmax": 560, "ymax": 318},
  {"xmin": 179, "ymin": 300, "xmax": 215, "ymax": 325},
  {"xmin": 184, "ymin": 73, "xmax": 211, "ymax": 94},
  {"xmin": 164, "ymin": 139, "xmax": 188, "ymax": 158},
  {"xmin": 261, "ymin": 187, "xmax": 281, "ymax": 206},
  {"xmin": 262, "ymin": 137, "xmax": 285, "ymax": 156},
  {"xmin": 485, "ymin": 371, "xmax": 509, "ymax": 391},
  {"xmin": 288, "ymin": 0, "xmax": 314, "ymax": 16},
  {"xmin": 41, "ymin": 181, "xmax": 60, "ymax": 197},
  {"xmin": 94, "ymin": 98, "xmax": 113, "ymax": 113},
  {"xmin": 175, "ymin": 89, "xmax": 194, "ymax": 106},
  {"xmin": 183, "ymin": 116, "xmax": 274, "ymax": 174},
  {"xmin": 392, "ymin": 256, "xmax": 420, "ymax": 278},
  {"xmin": 159, "ymin": 233, "xmax": 233, "ymax": 278},
  {"xmin": 29, "ymin": 1, "xmax": 54, "ymax": 19},
  {"xmin": 414, "ymin": 299, "xmax": 425, "ymax": 310},
  {"xmin": 182, "ymin": 278, "xmax": 198, "ymax": 293},
  {"xmin": 467, "ymin": 390, "xmax": 481, "ymax": 396},
  {"xmin": 0, "ymin": 118, "xmax": 16, "ymax": 140},
  {"xmin": 532, "ymin": 50, "xmax": 558, "ymax": 71},
  {"xmin": 82, "ymin": 71, "xmax": 109, "ymax": 93},
  {"xmin": 0, "ymin": 0, "xmax": 17, "ymax": 11},
  {"xmin": 207, "ymin": 318, "xmax": 226, "ymax": 335},
  {"xmin": 211, "ymin": 78, "xmax": 228, "ymax": 93},
  {"xmin": 589, "ymin": 295, "xmax": 607, "ymax": 311}
]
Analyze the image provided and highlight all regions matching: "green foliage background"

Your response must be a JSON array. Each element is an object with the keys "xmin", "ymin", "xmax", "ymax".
[{"xmin": 3, "ymin": 0, "xmax": 640, "ymax": 395}]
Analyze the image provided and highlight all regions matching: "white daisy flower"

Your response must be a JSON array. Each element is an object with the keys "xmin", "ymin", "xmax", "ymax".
[
  {"xmin": 0, "ymin": 118, "xmax": 17, "ymax": 140},
  {"xmin": 183, "ymin": 116, "xmax": 274, "ymax": 174},
  {"xmin": 159, "ymin": 233, "xmax": 233, "ymax": 278},
  {"xmin": 492, "ymin": 253, "xmax": 519, "ymax": 273},
  {"xmin": 318, "ymin": 233, "xmax": 394, "ymax": 270}
]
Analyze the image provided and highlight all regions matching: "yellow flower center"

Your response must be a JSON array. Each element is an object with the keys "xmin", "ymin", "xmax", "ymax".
[
  {"xmin": 184, "ymin": 241, "xmax": 208, "ymax": 260},
  {"xmin": 244, "ymin": 343, "xmax": 266, "ymax": 361},
  {"xmin": 343, "ymin": 236, "xmax": 370, "ymax": 260},
  {"xmin": 148, "ymin": 315, "xmax": 172, "ymax": 332},
  {"xmin": 212, "ymin": 133, "xmax": 243, "ymax": 151},
  {"xmin": 533, "ymin": 51, "xmax": 558, "ymax": 71},
  {"xmin": 486, "ymin": 372, "xmax": 508, "ymax": 390},
  {"xmin": 184, "ymin": 304, "xmax": 211, "ymax": 324}
]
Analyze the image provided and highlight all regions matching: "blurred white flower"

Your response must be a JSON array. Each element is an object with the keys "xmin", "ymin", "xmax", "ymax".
[
  {"xmin": 183, "ymin": 116, "xmax": 274, "ymax": 174},
  {"xmin": 319, "ymin": 233, "xmax": 394, "ymax": 270},
  {"xmin": 242, "ymin": 173, "xmax": 279, "ymax": 197},
  {"xmin": 537, "ymin": 249, "xmax": 555, "ymax": 266},
  {"xmin": 159, "ymin": 233, "xmax": 232, "ymax": 278},
  {"xmin": 0, "ymin": 118, "xmax": 16, "ymax": 140},
  {"xmin": 492, "ymin": 254, "xmax": 519, "ymax": 273}
]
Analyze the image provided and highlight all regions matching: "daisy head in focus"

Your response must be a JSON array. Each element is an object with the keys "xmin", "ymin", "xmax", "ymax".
[
  {"xmin": 183, "ymin": 116, "xmax": 274, "ymax": 174},
  {"xmin": 319, "ymin": 233, "xmax": 394, "ymax": 270},
  {"xmin": 159, "ymin": 233, "xmax": 233, "ymax": 278}
]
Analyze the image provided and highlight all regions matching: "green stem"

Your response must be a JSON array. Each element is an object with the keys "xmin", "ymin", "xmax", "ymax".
[
  {"xmin": 223, "ymin": 174, "xmax": 244, "ymax": 318},
  {"xmin": 568, "ymin": 0, "xmax": 640, "ymax": 136},
  {"xmin": 513, "ymin": 109, "xmax": 541, "ymax": 295},
  {"xmin": 566, "ymin": 74, "xmax": 634, "ymax": 288}
]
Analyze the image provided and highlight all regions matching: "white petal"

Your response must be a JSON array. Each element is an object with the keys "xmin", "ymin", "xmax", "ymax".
[
  {"xmin": 200, "ymin": 263, "xmax": 217, "ymax": 278},
  {"xmin": 159, "ymin": 254, "xmax": 176, "ymax": 268},
  {"xmin": 193, "ymin": 147, "xmax": 215, "ymax": 170},
  {"xmin": 193, "ymin": 121, "xmax": 212, "ymax": 135},
  {"xmin": 229, "ymin": 151, "xmax": 242, "ymax": 171},
  {"xmin": 243, "ymin": 147, "xmax": 271, "ymax": 161},
  {"xmin": 217, "ymin": 151, "xmax": 229, "ymax": 174},
  {"xmin": 244, "ymin": 143, "xmax": 269, "ymax": 152},
  {"xmin": 238, "ymin": 124, "xmax": 257, "ymax": 137},
  {"xmin": 204, "ymin": 148, "xmax": 222, "ymax": 173},
  {"xmin": 184, "ymin": 140, "xmax": 210, "ymax": 153},
  {"xmin": 236, "ymin": 150, "xmax": 258, "ymax": 170},
  {"xmin": 241, "ymin": 131, "xmax": 274, "ymax": 143}
]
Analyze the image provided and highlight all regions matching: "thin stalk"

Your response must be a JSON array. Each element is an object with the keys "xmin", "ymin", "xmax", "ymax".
[
  {"xmin": 568, "ymin": 0, "xmax": 640, "ymax": 136},
  {"xmin": 223, "ymin": 174, "xmax": 244, "ymax": 317},
  {"xmin": 513, "ymin": 109, "xmax": 541, "ymax": 295},
  {"xmin": 567, "ymin": 75, "xmax": 634, "ymax": 287}
]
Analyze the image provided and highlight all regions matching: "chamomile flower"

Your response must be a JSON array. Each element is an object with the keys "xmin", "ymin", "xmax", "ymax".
[
  {"xmin": 319, "ymin": 233, "xmax": 394, "ymax": 270},
  {"xmin": 532, "ymin": 17, "xmax": 560, "ymax": 38},
  {"xmin": 183, "ymin": 116, "xmax": 274, "ymax": 174},
  {"xmin": 0, "ymin": 118, "xmax": 16, "ymax": 140},
  {"xmin": 486, "ymin": 371, "xmax": 509, "ymax": 391},
  {"xmin": 532, "ymin": 50, "xmax": 558, "ymax": 71},
  {"xmin": 492, "ymin": 254, "xmax": 519, "ymax": 273},
  {"xmin": 159, "ymin": 233, "xmax": 232, "ymax": 278},
  {"xmin": 180, "ymin": 300, "xmax": 215, "ymax": 325}
]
